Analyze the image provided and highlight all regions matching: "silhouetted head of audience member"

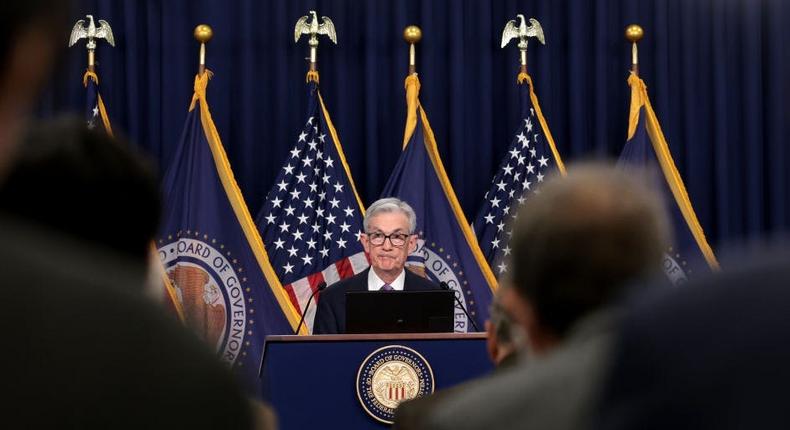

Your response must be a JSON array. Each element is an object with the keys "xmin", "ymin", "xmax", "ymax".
[
  {"xmin": 507, "ymin": 163, "xmax": 669, "ymax": 354},
  {"xmin": 485, "ymin": 282, "xmax": 524, "ymax": 367},
  {"xmin": 0, "ymin": 116, "xmax": 161, "ymax": 263},
  {"xmin": 0, "ymin": 1, "xmax": 70, "ymax": 175}
]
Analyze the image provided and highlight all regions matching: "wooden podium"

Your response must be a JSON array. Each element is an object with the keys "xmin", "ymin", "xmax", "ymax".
[{"xmin": 259, "ymin": 333, "xmax": 493, "ymax": 429}]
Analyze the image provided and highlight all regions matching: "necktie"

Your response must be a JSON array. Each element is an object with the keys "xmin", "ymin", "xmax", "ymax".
[{"xmin": 380, "ymin": 284, "xmax": 393, "ymax": 291}]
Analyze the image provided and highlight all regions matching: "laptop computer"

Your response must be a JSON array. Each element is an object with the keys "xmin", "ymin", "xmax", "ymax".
[{"xmin": 345, "ymin": 290, "xmax": 455, "ymax": 334}]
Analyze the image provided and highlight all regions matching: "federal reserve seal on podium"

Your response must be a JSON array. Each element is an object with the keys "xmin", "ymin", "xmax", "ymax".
[{"xmin": 356, "ymin": 345, "xmax": 435, "ymax": 424}]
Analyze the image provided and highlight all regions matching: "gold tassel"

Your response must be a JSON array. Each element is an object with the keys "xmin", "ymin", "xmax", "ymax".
[
  {"xmin": 402, "ymin": 75, "xmax": 421, "ymax": 148},
  {"xmin": 82, "ymin": 70, "xmax": 99, "ymax": 87},
  {"xmin": 189, "ymin": 70, "xmax": 213, "ymax": 111}
]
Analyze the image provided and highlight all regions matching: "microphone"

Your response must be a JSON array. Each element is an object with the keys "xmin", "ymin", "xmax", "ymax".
[
  {"xmin": 294, "ymin": 281, "xmax": 327, "ymax": 335},
  {"xmin": 440, "ymin": 281, "xmax": 481, "ymax": 332}
]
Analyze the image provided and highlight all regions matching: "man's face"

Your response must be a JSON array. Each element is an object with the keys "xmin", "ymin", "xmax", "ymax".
[{"xmin": 361, "ymin": 211, "xmax": 416, "ymax": 279}]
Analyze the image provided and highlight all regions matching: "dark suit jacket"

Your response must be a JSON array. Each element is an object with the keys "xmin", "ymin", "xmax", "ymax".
[
  {"xmin": 312, "ymin": 267, "xmax": 438, "ymax": 334},
  {"xmin": 596, "ymin": 251, "xmax": 790, "ymax": 430},
  {"xmin": 425, "ymin": 309, "xmax": 618, "ymax": 430},
  {"xmin": 1, "ymin": 215, "xmax": 255, "ymax": 429},
  {"xmin": 393, "ymin": 352, "xmax": 520, "ymax": 430}
]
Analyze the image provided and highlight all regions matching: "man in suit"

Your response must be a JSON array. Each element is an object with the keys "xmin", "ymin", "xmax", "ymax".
[
  {"xmin": 424, "ymin": 163, "xmax": 669, "ymax": 430},
  {"xmin": 313, "ymin": 197, "xmax": 438, "ymax": 334}
]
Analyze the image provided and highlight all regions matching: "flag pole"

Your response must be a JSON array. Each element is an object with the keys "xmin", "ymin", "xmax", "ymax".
[
  {"xmin": 500, "ymin": 16, "xmax": 545, "ymax": 83},
  {"xmin": 294, "ymin": 11, "xmax": 337, "ymax": 83},
  {"xmin": 88, "ymin": 46, "xmax": 95, "ymax": 73},
  {"xmin": 403, "ymin": 25, "xmax": 422, "ymax": 76},
  {"xmin": 194, "ymin": 24, "xmax": 213, "ymax": 76},
  {"xmin": 625, "ymin": 24, "xmax": 644, "ymax": 76},
  {"xmin": 68, "ymin": 15, "xmax": 116, "ymax": 73},
  {"xmin": 401, "ymin": 26, "xmax": 422, "ymax": 149}
]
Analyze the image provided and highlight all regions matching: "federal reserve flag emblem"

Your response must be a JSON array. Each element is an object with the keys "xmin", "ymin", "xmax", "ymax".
[
  {"xmin": 158, "ymin": 72, "xmax": 297, "ymax": 387},
  {"xmin": 407, "ymin": 237, "xmax": 477, "ymax": 332},
  {"xmin": 158, "ymin": 235, "xmax": 251, "ymax": 366},
  {"xmin": 356, "ymin": 345, "xmax": 435, "ymax": 424}
]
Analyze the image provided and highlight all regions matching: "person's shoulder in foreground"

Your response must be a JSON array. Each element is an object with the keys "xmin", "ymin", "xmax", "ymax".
[
  {"xmin": 424, "ymin": 309, "xmax": 619, "ymax": 430},
  {"xmin": 595, "ymin": 247, "xmax": 790, "ymax": 430},
  {"xmin": 0, "ymin": 216, "xmax": 255, "ymax": 429},
  {"xmin": 424, "ymin": 163, "xmax": 670, "ymax": 430}
]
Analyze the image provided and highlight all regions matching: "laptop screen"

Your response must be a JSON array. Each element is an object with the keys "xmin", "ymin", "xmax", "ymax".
[{"xmin": 345, "ymin": 290, "xmax": 455, "ymax": 334}]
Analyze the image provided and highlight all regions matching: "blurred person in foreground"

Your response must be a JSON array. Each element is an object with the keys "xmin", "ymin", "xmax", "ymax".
[
  {"xmin": 0, "ymin": 116, "xmax": 160, "ymax": 266},
  {"xmin": 0, "ymin": 2, "xmax": 67, "ymax": 177},
  {"xmin": 0, "ymin": 4, "xmax": 261, "ymax": 428},
  {"xmin": 424, "ymin": 163, "xmax": 669, "ymax": 430},
  {"xmin": 596, "ymin": 246, "xmax": 790, "ymax": 430},
  {"xmin": 393, "ymin": 282, "xmax": 523, "ymax": 429}
]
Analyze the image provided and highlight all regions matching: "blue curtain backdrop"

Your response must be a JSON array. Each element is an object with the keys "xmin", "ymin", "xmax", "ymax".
[{"xmin": 39, "ymin": 0, "xmax": 790, "ymax": 253}]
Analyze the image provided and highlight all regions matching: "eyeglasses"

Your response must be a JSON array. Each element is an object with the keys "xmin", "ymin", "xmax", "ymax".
[{"xmin": 366, "ymin": 232, "xmax": 411, "ymax": 247}]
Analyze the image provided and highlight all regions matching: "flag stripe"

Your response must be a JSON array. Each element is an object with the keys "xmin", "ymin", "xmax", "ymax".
[
  {"xmin": 283, "ymin": 253, "xmax": 369, "ymax": 317},
  {"xmin": 284, "ymin": 283, "xmax": 301, "ymax": 313},
  {"xmin": 349, "ymin": 251, "xmax": 369, "ymax": 273},
  {"xmin": 335, "ymin": 256, "xmax": 354, "ymax": 279},
  {"xmin": 307, "ymin": 272, "xmax": 326, "ymax": 292},
  {"xmin": 291, "ymin": 277, "xmax": 313, "ymax": 312},
  {"xmin": 322, "ymin": 263, "xmax": 341, "ymax": 286}
]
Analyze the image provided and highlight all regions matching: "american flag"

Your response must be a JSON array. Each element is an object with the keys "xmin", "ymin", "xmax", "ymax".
[
  {"xmin": 472, "ymin": 76, "xmax": 564, "ymax": 276},
  {"xmin": 256, "ymin": 82, "xmax": 368, "ymax": 332}
]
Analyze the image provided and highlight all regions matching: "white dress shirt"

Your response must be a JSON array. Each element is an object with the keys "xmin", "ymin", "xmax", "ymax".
[{"xmin": 367, "ymin": 268, "xmax": 405, "ymax": 291}]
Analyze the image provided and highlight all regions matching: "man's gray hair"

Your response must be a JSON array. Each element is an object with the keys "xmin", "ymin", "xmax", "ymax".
[
  {"xmin": 363, "ymin": 198, "xmax": 417, "ymax": 233},
  {"xmin": 510, "ymin": 162, "xmax": 670, "ymax": 337}
]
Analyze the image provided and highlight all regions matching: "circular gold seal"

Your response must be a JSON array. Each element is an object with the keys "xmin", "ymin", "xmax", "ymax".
[{"xmin": 356, "ymin": 345, "xmax": 435, "ymax": 424}]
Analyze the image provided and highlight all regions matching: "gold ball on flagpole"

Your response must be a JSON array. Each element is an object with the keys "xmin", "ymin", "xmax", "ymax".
[
  {"xmin": 625, "ymin": 24, "xmax": 644, "ymax": 43},
  {"xmin": 194, "ymin": 24, "xmax": 213, "ymax": 43},
  {"xmin": 403, "ymin": 26, "xmax": 422, "ymax": 44}
]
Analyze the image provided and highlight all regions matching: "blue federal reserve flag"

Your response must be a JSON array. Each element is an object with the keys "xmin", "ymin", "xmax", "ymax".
[
  {"xmin": 256, "ymin": 80, "xmax": 368, "ymax": 334},
  {"xmin": 157, "ymin": 72, "xmax": 301, "ymax": 387},
  {"xmin": 473, "ymin": 73, "xmax": 565, "ymax": 276},
  {"xmin": 381, "ymin": 75, "xmax": 497, "ymax": 332},
  {"xmin": 618, "ymin": 73, "xmax": 719, "ymax": 284},
  {"xmin": 83, "ymin": 70, "xmax": 113, "ymax": 135}
]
